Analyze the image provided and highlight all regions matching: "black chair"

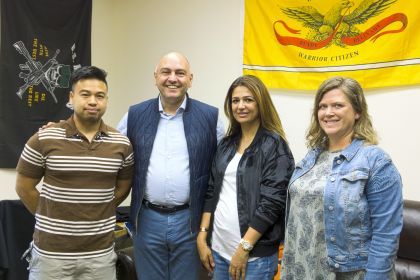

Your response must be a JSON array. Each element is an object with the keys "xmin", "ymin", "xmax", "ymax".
[
  {"xmin": 115, "ymin": 234, "xmax": 137, "ymax": 280},
  {"xmin": 116, "ymin": 246, "xmax": 137, "ymax": 280},
  {"xmin": 395, "ymin": 200, "xmax": 420, "ymax": 280},
  {"xmin": 0, "ymin": 201, "xmax": 140, "ymax": 280},
  {"xmin": 0, "ymin": 200, "xmax": 35, "ymax": 280}
]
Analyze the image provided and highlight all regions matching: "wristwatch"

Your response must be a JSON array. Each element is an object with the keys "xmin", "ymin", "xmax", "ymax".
[{"xmin": 239, "ymin": 238, "xmax": 253, "ymax": 252}]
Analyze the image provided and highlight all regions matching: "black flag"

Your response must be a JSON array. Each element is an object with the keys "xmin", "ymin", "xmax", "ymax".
[{"xmin": 0, "ymin": 0, "xmax": 92, "ymax": 167}]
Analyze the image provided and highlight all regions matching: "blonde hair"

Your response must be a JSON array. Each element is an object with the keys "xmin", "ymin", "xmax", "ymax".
[
  {"xmin": 306, "ymin": 76, "xmax": 378, "ymax": 148},
  {"xmin": 224, "ymin": 75, "xmax": 287, "ymax": 141}
]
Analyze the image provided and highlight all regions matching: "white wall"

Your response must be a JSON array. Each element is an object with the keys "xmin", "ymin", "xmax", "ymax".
[{"xmin": 1, "ymin": 0, "xmax": 419, "ymax": 202}]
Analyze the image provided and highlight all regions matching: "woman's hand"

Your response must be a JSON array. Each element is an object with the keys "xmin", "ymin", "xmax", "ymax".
[
  {"xmin": 196, "ymin": 232, "xmax": 215, "ymax": 273},
  {"xmin": 229, "ymin": 246, "xmax": 249, "ymax": 280}
]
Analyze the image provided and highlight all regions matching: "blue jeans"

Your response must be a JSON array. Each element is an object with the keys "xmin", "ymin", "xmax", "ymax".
[
  {"xmin": 212, "ymin": 250, "xmax": 278, "ymax": 280},
  {"xmin": 133, "ymin": 205, "xmax": 199, "ymax": 280}
]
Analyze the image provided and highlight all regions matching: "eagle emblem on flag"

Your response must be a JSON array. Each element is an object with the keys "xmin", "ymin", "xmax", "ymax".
[{"xmin": 275, "ymin": 0, "xmax": 407, "ymax": 49}]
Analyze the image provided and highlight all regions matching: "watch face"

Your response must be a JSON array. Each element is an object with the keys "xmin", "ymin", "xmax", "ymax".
[{"xmin": 240, "ymin": 239, "xmax": 253, "ymax": 251}]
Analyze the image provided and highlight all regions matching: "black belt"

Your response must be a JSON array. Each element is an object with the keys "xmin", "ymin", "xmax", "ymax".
[{"xmin": 143, "ymin": 200, "xmax": 189, "ymax": 214}]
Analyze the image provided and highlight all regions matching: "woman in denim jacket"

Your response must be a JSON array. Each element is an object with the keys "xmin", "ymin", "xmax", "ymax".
[{"xmin": 281, "ymin": 77, "xmax": 403, "ymax": 280}]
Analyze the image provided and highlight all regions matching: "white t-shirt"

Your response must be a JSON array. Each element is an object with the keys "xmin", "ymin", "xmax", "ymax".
[{"xmin": 211, "ymin": 152, "xmax": 243, "ymax": 261}]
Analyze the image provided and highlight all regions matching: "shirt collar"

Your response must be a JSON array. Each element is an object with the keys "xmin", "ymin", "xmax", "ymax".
[
  {"xmin": 311, "ymin": 138, "xmax": 364, "ymax": 161},
  {"xmin": 158, "ymin": 94, "xmax": 187, "ymax": 115},
  {"xmin": 340, "ymin": 138, "xmax": 364, "ymax": 161},
  {"xmin": 65, "ymin": 115, "xmax": 110, "ymax": 138}
]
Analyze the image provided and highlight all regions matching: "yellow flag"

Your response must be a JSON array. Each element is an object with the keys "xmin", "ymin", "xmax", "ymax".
[{"xmin": 243, "ymin": 0, "xmax": 419, "ymax": 90}]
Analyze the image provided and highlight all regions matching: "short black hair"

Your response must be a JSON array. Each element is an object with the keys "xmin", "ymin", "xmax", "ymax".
[{"xmin": 70, "ymin": 66, "xmax": 108, "ymax": 90}]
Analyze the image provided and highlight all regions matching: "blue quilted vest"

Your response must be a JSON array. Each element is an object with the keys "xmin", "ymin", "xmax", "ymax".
[{"xmin": 127, "ymin": 95, "xmax": 218, "ymax": 233}]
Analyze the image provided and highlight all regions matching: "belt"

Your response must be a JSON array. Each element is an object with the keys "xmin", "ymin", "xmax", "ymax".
[{"xmin": 143, "ymin": 200, "xmax": 189, "ymax": 214}]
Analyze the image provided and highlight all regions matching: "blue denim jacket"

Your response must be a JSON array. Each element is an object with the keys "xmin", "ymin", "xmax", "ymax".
[{"xmin": 288, "ymin": 139, "xmax": 403, "ymax": 279}]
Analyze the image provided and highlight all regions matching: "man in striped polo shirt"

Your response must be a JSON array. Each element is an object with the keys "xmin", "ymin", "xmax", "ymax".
[{"xmin": 15, "ymin": 66, "xmax": 134, "ymax": 280}]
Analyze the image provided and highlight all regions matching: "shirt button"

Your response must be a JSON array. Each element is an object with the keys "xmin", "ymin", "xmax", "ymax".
[
  {"xmin": 330, "ymin": 177, "xmax": 336, "ymax": 182},
  {"xmin": 334, "ymin": 263, "xmax": 340, "ymax": 268},
  {"xmin": 329, "ymin": 206, "xmax": 334, "ymax": 211},
  {"xmin": 330, "ymin": 236, "xmax": 335, "ymax": 242},
  {"xmin": 336, "ymin": 160, "xmax": 342, "ymax": 164}
]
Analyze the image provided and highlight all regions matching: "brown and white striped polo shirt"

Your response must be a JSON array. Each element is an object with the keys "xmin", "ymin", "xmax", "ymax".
[{"xmin": 16, "ymin": 116, "xmax": 134, "ymax": 259}]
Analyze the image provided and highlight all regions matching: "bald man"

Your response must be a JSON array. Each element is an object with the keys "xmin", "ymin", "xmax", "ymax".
[{"xmin": 117, "ymin": 52, "xmax": 224, "ymax": 279}]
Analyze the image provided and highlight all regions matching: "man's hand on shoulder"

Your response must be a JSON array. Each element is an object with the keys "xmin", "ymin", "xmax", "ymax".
[{"xmin": 40, "ymin": 120, "xmax": 64, "ymax": 131}]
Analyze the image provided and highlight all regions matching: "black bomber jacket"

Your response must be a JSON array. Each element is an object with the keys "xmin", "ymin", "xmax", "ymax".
[{"xmin": 202, "ymin": 127, "xmax": 294, "ymax": 257}]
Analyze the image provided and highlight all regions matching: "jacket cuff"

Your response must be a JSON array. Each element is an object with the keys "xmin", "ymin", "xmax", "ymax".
[
  {"xmin": 249, "ymin": 214, "xmax": 272, "ymax": 234},
  {"xmin": 202, "ymin": 201, "xmax": 214, "ymax": 213},
  {"xmin": 364, "ymin": 269, "xmax": 394, "ymax": 280}
]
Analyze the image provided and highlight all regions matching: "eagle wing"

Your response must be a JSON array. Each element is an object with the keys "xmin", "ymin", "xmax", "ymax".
[
  {"xmin": 281, "ymin": 6, "xmax": 324, "ymax": 30},
  {"xmin": 344, "ymin": 0, "xmax": 396, "ymax": 25}
]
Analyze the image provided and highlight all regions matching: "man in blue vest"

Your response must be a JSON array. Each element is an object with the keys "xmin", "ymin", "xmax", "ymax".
[{"xmin": 117, "ymin": 52, "xmax": 224, "ymax": 279}]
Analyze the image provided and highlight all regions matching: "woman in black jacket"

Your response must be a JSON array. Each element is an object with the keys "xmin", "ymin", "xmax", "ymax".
[{"xmin": 197, "ymin": 75, "xmax": 294, "ymax": 280}]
